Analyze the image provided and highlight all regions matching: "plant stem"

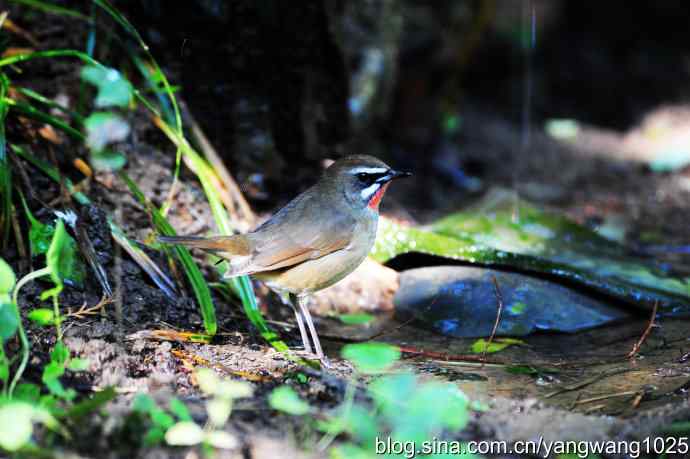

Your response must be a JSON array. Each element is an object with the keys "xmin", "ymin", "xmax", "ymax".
[{"xmin": 9, "ymin": 266, "xmax": 51, "ymax": 395}]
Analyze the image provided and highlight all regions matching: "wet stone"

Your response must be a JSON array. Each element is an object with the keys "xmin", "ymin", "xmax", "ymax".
[{"xmin": 394, "ymin": 266, "xmax": 630, "ymax": 338}]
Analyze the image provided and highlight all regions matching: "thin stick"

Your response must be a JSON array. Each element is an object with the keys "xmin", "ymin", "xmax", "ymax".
[
  {"xmin": 483, "ymin": 275, "xmax": 505, "ymax": 362},
  {"xmin": 399, "ymin": 346, "xmax": 502, "ymax": 364},
  {"xmin": 627, "ymin": 300, "xmax": 658, "ymax": 359}
]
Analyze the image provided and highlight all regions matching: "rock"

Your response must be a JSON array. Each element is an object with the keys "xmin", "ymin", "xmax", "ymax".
[{"xmin": 394, "ymin": 266, "xmax": 629, "ymax": 338}]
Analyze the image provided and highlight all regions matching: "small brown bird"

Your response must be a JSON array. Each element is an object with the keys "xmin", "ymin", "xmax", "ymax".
[{"xmin": 160, "ymin": 155, "xmax": 411, "ymax": 361}]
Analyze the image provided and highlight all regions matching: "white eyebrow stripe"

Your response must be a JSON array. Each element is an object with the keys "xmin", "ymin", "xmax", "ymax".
[
  {"xmin": 350, "ymin": 167, "xmax": 388, "ymax": 175},
  {"xmin": 360, "ymin": 183, "xmax": 381, "ymax": 200}
]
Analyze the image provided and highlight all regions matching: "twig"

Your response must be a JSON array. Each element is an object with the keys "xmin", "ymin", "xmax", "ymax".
[
  {"xmin": 483, "ymin": 275, "xmax": 505, "ymax": 363},
  {"xmin": 399, "ymin": 346, "xmax": 503, "ymax": 364},
  {"xmin": 627, "ymin": 300, "xmax": 659, "ymax": 359},
  {"xmin": 574, "ymin": 391, "xmax": 637, "ymax": 406}
]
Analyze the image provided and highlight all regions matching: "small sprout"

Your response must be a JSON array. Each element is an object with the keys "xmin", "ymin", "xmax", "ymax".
[
  {"xmin": 164, "ymin": 421, "xmax": 204, "ymax": 446},
  {"xmin": 268, "ymin": 386, "xmax": 311, "ymax": 416},
  {"xmin": 28, "ymin": 308, "xmax": 57, "ymax": 326},
  {"xmin": 337, "ymin": 313, "xmax": 375, "ymax": 325},
  {"xmin": 80, "ymin": 65, "xmax": 133, "ymax": 108},
  {"xmin": 470, "ymin": 337, "xmax": 525, "ymax": 354},
  {"xmin": 0, "ymin": 258, "xmax": 18, "ymax": 340},
  {"xmin": 341, "ymin": 342, "xmax": 401, "ymax": 374}
]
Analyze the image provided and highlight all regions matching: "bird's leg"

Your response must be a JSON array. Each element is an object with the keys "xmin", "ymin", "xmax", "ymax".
[
  {"xmin": 287, "ymin": 293, "xmax": 313, "ymax": 355},
  {"xmin": 297, "ymin": 294, "xmax": 326, "ymax": 363}
]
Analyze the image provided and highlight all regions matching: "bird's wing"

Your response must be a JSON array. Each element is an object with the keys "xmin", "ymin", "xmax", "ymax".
[{"xmin": 234, "ymin": 189, "xmax": 355, "ymax": 275}]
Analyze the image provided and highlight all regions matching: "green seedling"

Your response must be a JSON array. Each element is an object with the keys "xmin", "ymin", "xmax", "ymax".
[{"xmin": 164, "ymin": 368, "xmax": 253, "ymax": 452}]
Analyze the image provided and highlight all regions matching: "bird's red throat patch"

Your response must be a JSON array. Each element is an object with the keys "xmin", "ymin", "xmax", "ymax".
[{"xmin": 368, "ymin": 182, "xmax": 390, "ymax": 211}]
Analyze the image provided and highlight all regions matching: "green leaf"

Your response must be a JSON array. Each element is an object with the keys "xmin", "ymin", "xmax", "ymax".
[
  {"xmin": 0, "ymin": 302, "xmax": 19, "ymax": 341},
  {"xmin": 67, "ymin": 358, "xmax": 89, "ymax": 371},
  {"xmin": 470, "ymin": 338, "xmax": 525, "ymax": 354},
  {"xmin": 372, "ymin": 191, "xmax": 690, "ymax": 315},
  {"xmin": 341, "ymin": 342, "xmax": 401, "ymax": 374},
  {"xmin": 338, "ymin": 313, "xmax": 375, "ymax": 325},
  {"xmin": 84, "ymin": 112, "xmax": 130, "ymax": 152},
  {"xmin": 80, "ymin": 65, "xmax": 133, "ymax": 108},
  {"xmin": 0, "ymin": 257, "xmax": 16, "ymax": 295},
  {"xmin": 90, "ymin": 148, "xmax": 127, "ymax": 171},
  {"xmin": 216, "ymin": 380, "xmax": 253, "ymax": 400},
  {"xmin": 0, "ymin": 402, "xmax": 35, "ymax": 451},
  {"xmin": 369, "ymin": 372, "xmax": 417, "ymax": 421},
  {"xmin": 164, "ymin": 421, "xmax": 204, "ymax": 446},
  {"xmin": 132, "ymin": 393, "xmax": 157, "ymax": 413},
  {"xmin": 391, "ymin": 382, "xmax": 469, "ymax": 444},
  {"xmin": 42, "ymin": 361, "xmax": 65, "ymax": 383},
  {"xmin": 204, "ymin": 430, "xmax": 238, "ymax": 450},
  {"xmin": 13, "ymin": 383, "xmax": 41, "ymax": 404},
  {"xmin": 46, "ymin": 219, "xmax": 85, "ymax": 289},
  {"xmin": 206, "ymin": 398, "xmax": 232, "ymax": 428},
  {"xmin": 268, "ymin": 386, "xmax": 311, "ymax": 416},
  {"xmin": 0, "ymin": 259, "xmax": 18, "ymax": 341},
  {"xmin": 66, "ymin": 387, "xmax": 117, "ymax": 420},
  {"xmin": 20, "ymin": 197, "xmax": 54, "ymax": 256},
  {"xmin": 168, "ymin": 398, "xmax": 192, "ymax": 422},
  {"xmin": 28, "ymin": 308, "xmax": 55, "ymax": 326},
  {"xmin": 150, "ymin": 408, "xmax": 175, "ymax": 429},
  {"xmin": 50, "ymin": 341, "xmax": 70, "ymax": 365}
]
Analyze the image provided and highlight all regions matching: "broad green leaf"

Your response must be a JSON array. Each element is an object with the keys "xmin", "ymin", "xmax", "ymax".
[
  {"xmin": 0, "ymin": 257, "xmax": 15, "ymax": 294},
  {"xmin": 338, "ymin": 313, "xmax": 375, "ymax": 325},
  {"xmin": 84, "ymin": 112, "xmax": 130, "ymax": 152},
  {"xmin": 165, "ymin": 421, "xmax": 204, "ymax": 446},
  {"xmin": 369, "ymin": 372, "xmax": 417, "ymax": 422},
  {"xmin": 0, "ymin": 303, "xmax": 19, "ymax": 341},
  {"xmin": 372, "ymin": 194, "xmax": 690, "ymax": 315},
  {"xmin": 341, "ymin": 342, "xmax": 400, "ymax": 374},
  {"xmin": 0, "ymin": 259, "xmax": 18, "ymax": 340},
  {"xmin": 392, "ymin": 382, "xmax": 469, "ymax": 444},
  {"xmin": 80, "ymin": 65, "xmax": 133, "ymax": 108},
  {"xmin": 27, "ymin": 308, "xmax": 55, "ymax": 326},
  {"xmin": 90, "ymin": 148, "xmax": 127, "ymax": 171},
  {"xmin": 268, "ymin": 386, "xmax": 311, "ymax": 416},
  {"xmin": 470, "ymin": 338, "xmax": 525, "ymax": 354},
  {"xmin": 0, "ymin": 402, "xmax": 35, "ymax": 451}
]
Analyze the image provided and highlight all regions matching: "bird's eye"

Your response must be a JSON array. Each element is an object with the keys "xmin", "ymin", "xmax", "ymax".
[{"xmin": 356, "ymin": 172, "xmax": 370, "ymax": 182}]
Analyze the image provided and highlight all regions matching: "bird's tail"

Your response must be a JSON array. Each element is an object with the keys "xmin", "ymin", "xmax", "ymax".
[{"xmin": 158, "ymin": 235, "xmax": 251, "ymax": 257}]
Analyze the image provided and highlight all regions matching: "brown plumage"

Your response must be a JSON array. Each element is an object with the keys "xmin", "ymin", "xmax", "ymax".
[{"xmin": 159, "ymin": 155, "xmax": 411, "ymax": 362}]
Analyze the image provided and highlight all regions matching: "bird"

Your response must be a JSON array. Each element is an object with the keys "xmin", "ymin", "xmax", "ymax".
[{"xmin": 159, "ymin": 155, "xmax": 411, "ymax": 362}]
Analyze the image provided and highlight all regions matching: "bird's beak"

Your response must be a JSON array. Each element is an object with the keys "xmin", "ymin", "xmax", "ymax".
[{"xmin": 377, "ymin": 169, "xmax": 413, "ymax": 184}]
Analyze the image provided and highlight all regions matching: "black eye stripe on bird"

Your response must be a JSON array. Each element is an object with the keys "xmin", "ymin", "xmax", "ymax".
[{"xmin": 159, "ymin": 155, "xmax": 412, "ymax": 365}]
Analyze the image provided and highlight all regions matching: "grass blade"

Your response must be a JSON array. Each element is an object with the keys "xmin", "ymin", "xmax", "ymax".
[
  {"xmin": 11, "ymin": 145, "xmax": 177, "ymax": 301},
  {"xmin": 0, "ymin": 74, "xmax": 11, "ymax": 246},
  {"xmin": 119, "ymin": 171, "xmax": 217, "ymax": 335},
  {"xmin": 9, "ymin": 0, "xmax": 89, "ymax": 20}
]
